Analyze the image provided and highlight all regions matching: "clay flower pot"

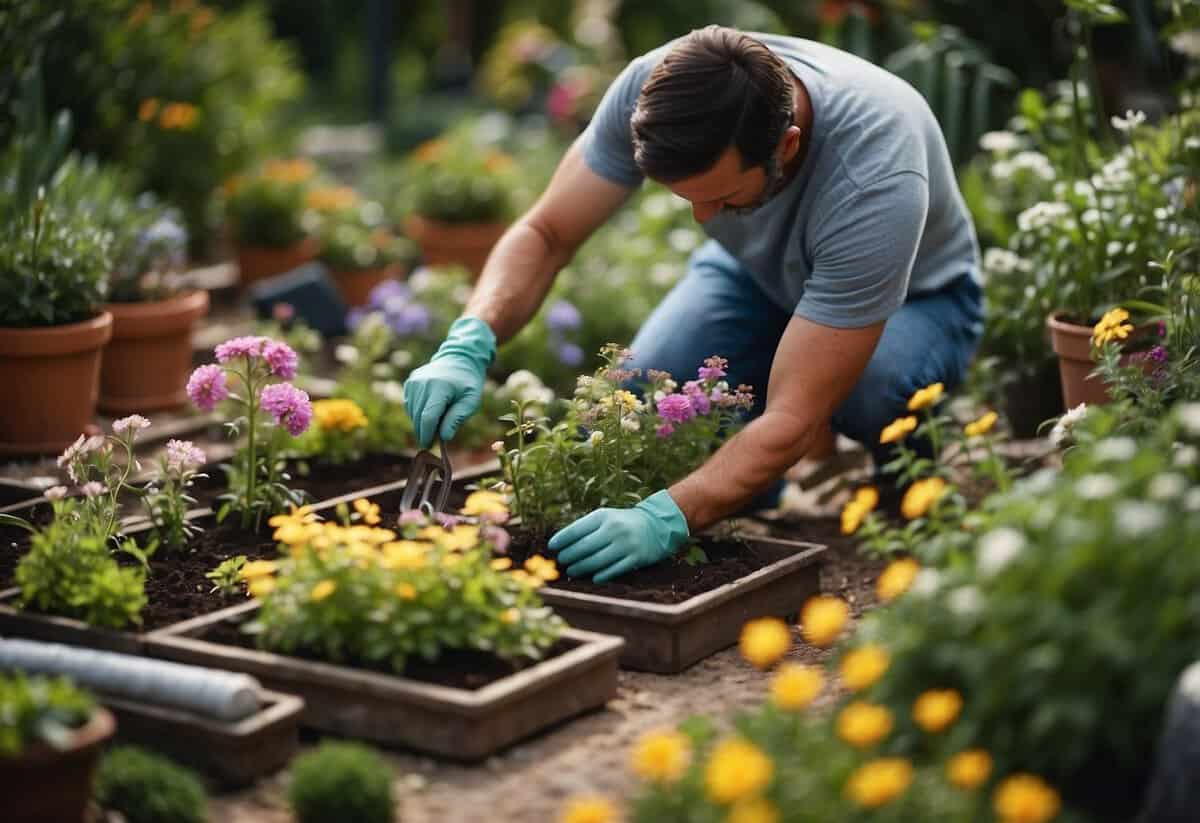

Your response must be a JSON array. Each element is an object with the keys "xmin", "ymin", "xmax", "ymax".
[
  {"xmin": 100, "ymin": 290, "xmax": 211, "ymax": 414},
  {"xmin": 235, "ymin": 236, "xmax": 319, "ymax": 289},
  {"xmin": 0, "ymin": 312, "xmax": 113, "ymax": 456},
  {"xmin": 0, "ymin": 707, "xmax": 115, "ymax": 823},
  {"xmin": 331, "ymin": 262, "xmax": 405, "ymax": 307},
  {"xmin": 404, "ymin": 214, "xmax": 508, "ymax": 278},
  {"xmin": 1047, "ymin": 311, "xmax": 1156, "ymax": 409}
]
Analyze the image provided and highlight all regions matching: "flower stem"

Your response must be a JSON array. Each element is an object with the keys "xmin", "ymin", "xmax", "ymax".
[{"xmin": 243, "ymin": 362, "xmax": 257, "ymax": 531}]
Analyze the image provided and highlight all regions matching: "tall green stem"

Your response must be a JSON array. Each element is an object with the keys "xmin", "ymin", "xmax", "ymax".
[{"xmin": 243, "ymin": 364, "xmax": 258, "ymax": 531}]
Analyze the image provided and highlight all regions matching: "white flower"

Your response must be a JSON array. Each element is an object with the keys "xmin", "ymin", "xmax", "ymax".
[
  {"xmin": 1076, "ymin": 474, "xmax": 1119, "ymax": 500},
  {"xmin": 407, "ymin": 268, "xmax": 436, "ymax": 294},
  {"xmin": 948, "ymin": 585, "xmax": 984, "ymax": 618},
  {"xmin": 980, "ymin": 130, "xmax": 1021, "ymax": 153},
  {"xmin": 588, "ymin": 431, "xmax": 604, "ymax": 446},
  {"xmin": 56, "ymin": 434, "xmax": 86, "ymax": 469},
  {"xmin": 1017, "ymin": 201, "xmax": 1071, "ymax": 233},
  {"xmin": 653, "ymin": 390, "xmax": 666, "ymax": 402},
  {"xmin": 910, "ymin": 568, "xmax": 943, "ymax": 598},
  {"xmin": 44, "ymin": 486, "xmax": 68, "ymax": 501},
  {"xmin": 390, "ymin": 349, "xmax": 413, "ymax": 369},
  {"xmin": 1022, "ymin": 468, "xmax": 1059, "ymax": 496},
  {"xmin": 640, "ymin": 193, "xmax": 672, "ymax": 219},
  {"xmin": 1115, "ymin": 501, "xmax": 1166, "ymax": 537},
  {"xmin": 1170, "ymin": 29, "xmax": 1200, "ymax": 58},
  {"xmin": 83, "ymin": 435, "xmax": 107, "ymax": 454},
  {"xmin": 1049, "ymin": 403, "xmax": 1088, "ymax": 448},
  {"xmin": 371, "ymin": 380, "xmax": 405, "ymax": 405},
  {"xmin": 371, "ymin": 363, "xmax": 393, "ymax": 378},
  {"xmin": 1011, "ymin": 151, "xmax": 1056, "ymax": 181},
  {"xmin": 1081, "ymin": 209, "xmax": 1101, "ymax": 225},
  {"xmin": 1106, "ymin": 241, "xmax": 1123, "ymax": 258},
  {"xmin": 505, "ymin": 370, "xmax": 541, "ymax": 392},
  {"xmin": 1155, "ymin": 207, "xmax": 1172, "ymax": 221},
  {"xmin": 990, "ymin": 160, "xmax": 1015, "ymax": 181},
  {"xmin": 1175, "ymin": 445, "xmax": 1199, "ymax": 468},
  {"xmin": 1149, "ymin": 473, "xmax": 1187, "ymax": 500},
  {"xmin": 983, "ymin": 248, "xmax": 1026, "ymax": 275},
  {"xmin": 1111, "ymin": 110, "xmax": 1147, "ymax": 133},
  {"xmin": 668, "ymin": 228, "xmax": 701, "ymax": 253},
  {"xmin": 335, "ymin": 344, "xmax": 359, "ymax": 364},
  {"xmin": 1186, "ymin": 136, "xmax": 1200, "ymax": 151},
  {"xmin": 650, "ymin": 263, "xmax": 681, "ymax": 286},
  {"xmin": 79, "ymin": 481, "xmax": 105, "ymax": 498},
  {"xmin": 112, "ymin": 414, "xmax": 151, "ymax": 435},
  {"xmin": 1093, "ymin": 437, "xmax": 1136, "ymax": 462},
  {"xmin": 620, "ymin": 416, "xmax": 640, "ymax": 432},
  {"xmin": 1184, "ymin": 488, "xmax": 1200, "ymax": 512},
  {"xmin": 1176, "ymin": 403, "xmax": 1200, "ymax": 436},
  {"xmin": 978, "ymin": 528, "xmax": 1026, "ymax": 577},
  {"xmin": 491, "ymin": 440, "xmax": 504, "ymax": 454}
]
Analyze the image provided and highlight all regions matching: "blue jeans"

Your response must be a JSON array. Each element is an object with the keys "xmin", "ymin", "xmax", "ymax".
[{"xmin": 626, "ymin": 240, "xmax": 984, "ymax": 484}]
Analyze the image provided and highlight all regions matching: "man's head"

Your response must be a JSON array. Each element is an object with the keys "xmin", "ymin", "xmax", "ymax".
[{"xmin": 631, "ymin": 26, "xmax": 803, "ymax": 223}]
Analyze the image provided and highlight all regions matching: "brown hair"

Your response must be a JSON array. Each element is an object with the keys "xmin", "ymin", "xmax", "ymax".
[{"xmin": 631, "ymin": 26, "xmax": 794, "ymax": 182}]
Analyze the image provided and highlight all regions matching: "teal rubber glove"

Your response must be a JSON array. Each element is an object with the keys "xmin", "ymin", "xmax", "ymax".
[
  {"xmin": 548, "ymin": 490, "xmax": 690, "ymax": 583},
  {"xmin": 403, "ymin": 316, "xmax": 496, "ymax": 449}
]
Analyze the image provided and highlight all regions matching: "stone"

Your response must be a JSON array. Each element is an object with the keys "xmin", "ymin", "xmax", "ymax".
[{"xmin": 1141, "ymin": 661, "xmax": 1200, "ymax": 822}]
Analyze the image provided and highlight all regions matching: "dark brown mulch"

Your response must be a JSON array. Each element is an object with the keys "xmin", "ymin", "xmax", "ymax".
[{"xmin": 0, "ymin": 501, "xmax": 54, "ymax": 586}]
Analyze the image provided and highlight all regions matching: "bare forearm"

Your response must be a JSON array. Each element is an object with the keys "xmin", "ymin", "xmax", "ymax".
[{"xmin": 464, "ymin": 220, "xmax": 571, "ymax": 344}]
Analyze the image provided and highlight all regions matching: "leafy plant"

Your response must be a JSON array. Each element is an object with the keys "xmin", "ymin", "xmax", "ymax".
[
  {"xmin": 221, "ymin": 158, "xmax": 315, "ymax": 248},
  {"xmin": 0, "ymin": 673, "xmax": 95, "ymax": 757},
  {"xmin": 290, "ymin": 398, "xmax": 371, "ymax": 465},
  {"xmin": 142, "ymin": 439, "xmax": 208, "ymax": 552},
  {"xmin": 206, "ymin": 555, "xmax": 247, "ymax": 596},
  {"xmin": 313, "ymin": 190, "xmax": 414, "ymax": 272},
  {"xmin": 94, "ymin": 745, "xmax": 207, "ymax": 823},
  {"xmin": 401, "ymin": 128, "xmax": 521, "ymax": 224},
  {"xmin": 288, "ymin": 741, "xmax": 395, "ymax": 823}
]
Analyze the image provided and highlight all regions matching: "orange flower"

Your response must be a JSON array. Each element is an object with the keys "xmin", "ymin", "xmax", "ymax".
[
  {"xmin": 484, "ymin": 151, "xmax": 515, "ymax": 173},
  {"xmin": 306, "ymin": 186, "xmax": 359, "ymax": 211},
  {"xmin": 264, "ymin": 158, "xmax": 315, "ymax": 183},
  {"xmin": 412, "ymin": 138, "xmax": 447, "ymax": 164},
  {"xmin": 138, "ymin": 98, "xmax": 161, "ymax": 123},
  {"xmin": 159, "ymin": 102, "xmax": 199, "ymax": 130},
  {"xmin": 189, "ymin": 6, "xmax": 215, "ymax": 35}
]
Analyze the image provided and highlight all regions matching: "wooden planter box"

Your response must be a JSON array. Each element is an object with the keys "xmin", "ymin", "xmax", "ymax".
[{"xmin": 145, "ymin": 602, "xmax": 624, "ymax": 760}]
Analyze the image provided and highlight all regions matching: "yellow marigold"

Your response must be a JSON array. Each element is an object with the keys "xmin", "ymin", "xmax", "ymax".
[
  {"xmin": 310, "ymin": 579, "xmax": 337, "ymax": 602},
  {"xmin": 559, "ymin": 796, "xmax": 616, "ymax": 823},
  {"xmin": 879, "ymin": 416, "xmax": 918, "ymax": 444},
  {"xmin": 912, "ymin": 689, "xmax": 964, "ymax": 733},
  {"xmin": 908, "ymin": 382, "xmax": 945, "ymax": 412},
  {"xmin": 313, "ymin": 399, "xmax": 368, "ymax": 432},
  {"xmin": 876, "ymin": 557, "xmax": 920, "ymax": 602},
  {"xmin": 462, "ymin": 490, "xmax": 509, "ymax": 517},
  {"xmin": 836, "ymin": 702, "xmax": 894, "ymax": 749},
  {"xmin": 1092, "ymin": 307, "xmax": 1133, "ymax": 347},
  {"xmin": 728, "ymin": 797, "xmax": 780, "ymax": 823},
  {"xmin": 993, "ymin": 774, "xmax": 1062, "ymax": 823},
  {"xmin": 412, "ymin": 138, "xmax": 448, "ymax": 164},
  {"xmin": 947, "ymin": 749, "xmax": 993, "ymax": 790},
  {"xmin": 159, "ymin": 102, "xmax": 199, "ymax": 130},
  {"xmin": 305, "ymin": 186, "xmax": 359, "ymax": 212},
  {"xmin": 274, "ymin": 521, "xmax": 318, "ymax": 546},
  {"xmin": 500, "ymin": 607, "xmax": 520, "ymax": 624},
  {"xmin": 964, "ymin": 410, "xmax": 999, "ymax": 438},
  {"xmin": 247, "ymin": 577, "xmax": 276, "ymax": 598},
  {"xmin": 840, "ymin": 486, "xmax": 879, "ymax": 535},
  {"xmin": 630, "ymin": 729, "xmax": 691, "ymax": 783},
  {"xmin": 490, "ymin": 557, "xmax": 513, "ymax": 571},
  {"xmin": 395, "ymin": 582, "xmax": 417, "ymax": 600},
  {"xmin": 901, "ymin": 477, "xmax": 948, "ymax": 520},
  {"xmin": 441, "ymin": 553, "xmax": 462, "ymax": 569},
  {"xmin": 352, "ymin": 498, "xmax": 381, "ymax": 525},
  {"xmin": 269, "ymin": 505, "xmax": 318, "ymax": 529},
  {"xmin": 800, "ymin": 596, "xmax": 849, "ymax": 647},
  {"xmin": 380, "ymin": 540, "xmax": 429, "ymax": 570},
  {"xmin": 138, "ymin": 98, "xmax": 160, "ymax": 122},
  {"xmin": 239, "ymin": 560, "xmax": 278, "ymax": 579},
  {"xmin": 264, "ymin": 158, "xmax": 315, "ymax": 183},
  {"xmin": 510, "ymin": 569, "xmax": 543, "ymax": 588},
  {"xmin": 738, "ymin": 617, "xmax": 791, "ymax": 669},
  {"xmin": 704, "ymin": 738, "xmax": 774, "ymax": 804},
  {"xmin": 840, "ymin": 645, "xmax": 891, "ymax": 692},
  {"xmin": 845, "ymin": 758, "xmax": 914, "ymax": 808},
  {"xmin": 525, "ymin": 555, "xmax": 560, "ymax": 582},
  {"xmin": 770, "ymin": 663, "xmax": 824, "ymax": 711},
  {"xmin": 428, "ymin": 525, "xmax": 480, "ymax": 552}
]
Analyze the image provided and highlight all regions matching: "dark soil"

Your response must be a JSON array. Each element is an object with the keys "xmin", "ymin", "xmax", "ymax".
[
  {"xmin": 204, "ymin": 614, "xmax": 576, "ymax": 690},
  {"xmin": 0, "ymin": 482, "xmax": 41, "ymax": 509},
  {"xmin": 0, "ymin": 501, "xmax": 54, "ymax": 586}
]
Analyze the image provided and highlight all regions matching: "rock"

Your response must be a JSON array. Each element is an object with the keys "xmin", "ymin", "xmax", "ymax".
[{"xmin": 1141, "ymin": 661, "xmax": 1200, "ymax": 822}]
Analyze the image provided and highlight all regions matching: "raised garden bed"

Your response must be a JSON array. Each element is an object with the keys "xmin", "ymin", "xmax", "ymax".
[{"xmin": 145, "ymin": 601, "xmax": 624, "ymax": 759}]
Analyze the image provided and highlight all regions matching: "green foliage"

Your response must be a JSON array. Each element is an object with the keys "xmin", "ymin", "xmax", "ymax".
[
  {"xmin": 94, "ymin": 746, "xmax": 207, "ymax": 823},
  {"xmin": 0, "ymin": 673, "xmax": 95, "ymax": 757},
  {"xmin": 316, "ymin": 196, "xmax": 414, "ymax": 272},
  {"xmin": 206, "ymin": 555, "xmax": 247, "ymax": 595},
  {"xmin": 398, "ymin": 126, "xmax": 522, "ymax": 224},
  {"xmin": 221, "ymin": 159, "xmax": 314, "ymax": 247},
  {"xmin": 288, "ymin": 741, "xmax": 395, "ymax": 823}
]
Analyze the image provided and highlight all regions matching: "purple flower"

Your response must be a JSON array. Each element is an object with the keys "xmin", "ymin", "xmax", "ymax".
[
  {"xmin": 346, "ymin": 307, "xmax": 366, "ymax": 331},
  {"xmin": 368, "ymin": 279, "xmax": 411, "ymax": 310},
  {"xmin": 262, "ymin": 340, "xmax": 299, "ymax": 380},
  {"xmin": 165, "ymin": 439, "xmax": 206, "ymax": 472},
  {"xmin": 112, "ymin": 414, "xmax": 151, "ymax": 436},
  {"xmin": 1149, "ymin": 345, "xmax": 1168, "ymax": 364},
  {"xmin": 434, "ymin": 512, "xmax": 462, "ymax": 529},
  {"xmin": 388, "ymin": 303, "xmax": 432, "ymax": 337},
  {"xmin": 259, "ymin": 383, "xmax": 312, "ymax": 436},
  {"xmin": 546, "ymin": 300, "xmax": 582, "ymax": 333},
  {"xmin": 656, "ymin": 423, "xmax": 675, "ymax": 438},
  {"xmin": 79, "ymin": 481, "xmax": 105, "ymax": 498},
  {"xmin": 214, "ymin": 335, "xmax": 268, "ymax": 363},
  {"xmin": 483, "ymin": 525, "xmax": 511, "ymax": 554},
  {"xmin": 557, "ymin": 342, "xmax": 584, "ymax": 367},
  {"xmin": 698, "ymin": 355, "xmax": 728, "ymax": 382},
  {"xmin": 683, "ymin": 381, "xmax": 712, "ymax": 415},
  {"xmin": 187, "ymin": 365, "xmax": 230, "ymax": 411},
  {"xmin": 657, "ymin": 393, "xmax": 696, "ymax": 425}
]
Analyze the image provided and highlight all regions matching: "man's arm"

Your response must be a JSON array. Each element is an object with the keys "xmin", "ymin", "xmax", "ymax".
[
  {"xmin": 669, "ymin": 315, "xmax": 885, "ymax": 531},
  {"xmin": 465, "ymin": 138, "xmax": 634, "ymax": 344}
]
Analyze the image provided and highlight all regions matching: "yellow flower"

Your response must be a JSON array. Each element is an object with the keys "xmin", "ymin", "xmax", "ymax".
[
  {"xmin": 840, "ymin": 645, "xmax": 891, "ymax": 692},
  {"xmin": 947, "ymin": 749, "xmax": 993, "ymax": 790},
  {"xmin": 484, "ymin": 150, "xmax": 515, "ymax": 173},
  {"xmin": 239, "ymin": 560, "xmax": 278, "ymax": 579},
  {"xmin": 728, "ymin": 797, "xmax": 780, "ymax": 823},
  {"xmin": 462, "ymin": 490, "xmax": 509, "ymax": 517},
  {"xmin": 908, "ymin": 382, "xmax": 945, "ymax": 411},
  {"xmin": 269, "ymin": 505, "xmax": 318, "ymax": 529},
  {"xmin": 274, "ymin": 521, "xmax": 318, "ymax": 546},
  {"xmin": 738, "ymin": 618, "xmax": 791, "ymax": 669},
  {"xmin": 352, "ymin": 497, "xmax": 381, "ymax": 525},
  {"xmin": 602, "ymin": 390, "xmax": 642, "ymax": 412},
  {"xmin": 840, "ymin": 486, "xmax": 879, "ymax": 535},
  {"xmin": 434, "ymin": 525, "xmax": 481, "ymax": 552},
  {"xmin": 412, "ymin": 138, "xmax": 448, "ymax": 164},
  {"xmin": 490, "ymin": 557, "xmax": 513, "ymax": 571},
  {"xmin": 305, "ymin": 186, "xmax": 359, "ymax": 212},
  {"xmin": 247, "ymin": 577, "xmax": 276, "ymax": 598},
  {"xmin": 380, "ymin": 540, "xmax": 430, "ymax": 570},
  {"xmin": 876, "ymin": 557, "xmax": 920, "ymax": 602},
  {"xmin": 769, "ymin": 663, "xmax": 824, "ymax": 711},
  {"xmin": 845, "ymin": 758, "xmax": 914, "ymax": 808},
  {"xmin": 559, "ymin": 796, "xmax": 616, "ymax": 823},
  {"xmin": 264, "ymin": 158, "xmax": 315, "ymax": 183},
  {"xmin": 912, "ymin": 689, "xmax": 964, "ymax": 733},
  {"xmin": 138, "ymin": 98, "xmax": 160, "ymax": 122},
  {"xmin": 509, "ymin": 570, "xmax": 543, "ymax": 588},
  {"xmin": 901, "ymin": 477, "xmax": 948, "ymax": 520},
  {"xmin": 964, "ymin": 410, "xmax": 999, "ymax": 438},
  {"xmin": 704, "ymin": 738, "xmax": 774, "ymax": 804},
  {"xmin": 800, "ymin": 596, "xmax": 849, "ymax": 647},
  {"xmin": 836, "ymin": 702, "xmax": 894, "ymax": 749},
  {"xmin": 500, "ymin": 607, "xmax": 520, "ymax": 624},
  {"xmin": 879, "ymin": 416, "xmax": 918, "ymax": 444},
  {"xmin": 395, "ymin": 582, "xmax": 417, "ymax": 600},
  {"xmin": 1092, "ymin": 307, "xmax": 1134, "ymax": 346},
  {"xmin": 313, "ymin": 399, "xmax": 368, "ymax": 433},
  {"xmin": 310, "ymin": 579, "xmax": 337, "ymax": 602},
  {"xmin": 525, "ymin": 555, "xmax": 560, "ymax": 582},
  {"xmin": 630, "ymin": 729, "xmax": 691, "ymax": 783},
  {"xmin": 441, "ymin": 553, "xmax": 462, "ymax": 569},
  {"xmin": 993, "ymin": 774, "xmax": 1062, "ymax": 823}
]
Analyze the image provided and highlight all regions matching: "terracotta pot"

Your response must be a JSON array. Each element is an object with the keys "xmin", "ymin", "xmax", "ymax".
[
  {"xmin": 0, "ymin": 313, "xmax": 113, "ymax": 456},
  {"xmin": 99, "ymin": 290, "xmax": 210, "ymax": 414},
  {"xmin": 404, "ymin": 214, "xmax": 508, "ymax": 278},
  {"xmin": 0, "ymin": 707, "xmax": 115, "ymax": 823},
  {"xmin": 331, "ymin": 262, "xmax": 404, "ymax": 307},
  {"xmin": 1047, "ymin": 311, "xmax": 1158, "ymax": 409},
  {"xmin": 235, "ymin": 236, "xmax": 318, "ymax": 288}
]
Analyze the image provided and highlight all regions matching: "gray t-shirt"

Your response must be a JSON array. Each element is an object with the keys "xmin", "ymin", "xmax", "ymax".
[{"xmin": 583, "ymin": 33, "xmax": 980, "ymax": 328}]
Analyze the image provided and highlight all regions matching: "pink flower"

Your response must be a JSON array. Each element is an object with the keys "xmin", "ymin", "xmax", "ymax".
[
  {"xmin": 657, "ymin": 393, "xmax": 695, "ymax": 425},
  {"xmin": 214, "ymin": 335, "xmax": 268, "ymax": 363},
  {"xmin": 656, "ymin": 423, "xmax": 675, "ymax": 439},
  {"xmin": 272, "ymin": 302, "xmax": 295, "ymax": 323},
  {"xmin": 187, "ymin": 364, "xmax": 230, "ymax": 411},
  {"xmin": 683, "ymin": 381, "xmax": 711, "ymax": 415},
  {"xmin": 112, "ymin": 414, "xmax": 151, "ymax": 436},
  {"xmin": 698, "ymin": 356, "xmax": 728, "ymax": 382},
  {"xmin": 57, "ymin": 434, "xmax": 86, "ymax": 469},
  {"xmin": 259, "ymin": 383, "xmax": 312, "ymax": 436},
  {"xmin": 79, "ymin": 481, "xmax": 105, "ymax": 498},
  {"xmin": 261, "ymin": 340, "xmax": 299, "ymax": 379},
  {"xmin": 44, "ymin": 486, "xmax": 68, "ymax": 501},
  {"xmin": 165, "ymin": 439, "xmax": 206, "ymax": 472},
  {"xmin": 434, "ymin": 512, "xmax": 461, "ymax": 529},
  {"xmin": 398, "ymin": 510, "xmax": 426, "ymax": 526},
  {"xmin": 483, "ymin": 525, "xmax": 511, "ymax": 554}
]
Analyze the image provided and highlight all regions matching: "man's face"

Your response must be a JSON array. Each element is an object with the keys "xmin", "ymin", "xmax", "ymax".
[{"xmin": 663, "ymin": 144, "xmax": 787, "ymax": 224}]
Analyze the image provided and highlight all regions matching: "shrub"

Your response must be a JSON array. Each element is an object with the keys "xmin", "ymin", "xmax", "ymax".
[
  {"xmin": 288, "ymin": 742, "xmax": 395, "ymax": 823},
  {"xmin": 94, "ymin": 746, "xmax": 207, "ymax": 823},
  {"xmin": 220, "ymin": 159, "xmax": 315, "ymax": 248},
  {"xmin": 0, "ymin": 673, "xmax": 95, "ymax": 757}
]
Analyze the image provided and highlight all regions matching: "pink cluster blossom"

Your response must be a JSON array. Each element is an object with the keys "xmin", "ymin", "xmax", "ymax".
[
  {"xmin": 112, "ymin": 414, "xmax": 151, "ymax": 436},
  {"xmin": 398, "ymin": 510, "xmax": 426, "ymax": 526},
  {"xmin": 214, "ymin": 335, "xmax": 268, "ymax": 363},
  {"xmin": 165, "ymin": 439, "xmax": 206, "ymax": 472},
  {"xmin": 683, "ymin": 381, "xmax": 711, "ymax": 415},
  {"xmin": 262, "ymin": 340, "xmax": 299, "ymax": 380},
  {"xmin": 698, "ymin": 356, "xmax": 728, "ymax": 382},
  {"xmin": 79, "ymin": 481, "xmax": 105, "ymax": 498},
  {"xmin": 44, "ymin": 486, "xmax": 68, "ymax": 501},
  {"xmin": 656, "ymin": 423, "xmax": 675, "ymax": 439},
  {"xmin": 259, "ymin": 383, "xmax": 312, "ymax": 436},
  {"xmin": 657, "ymin": 393, "xmax": 696, "ymax": 425},
  {"xmin": 482, "ymin": 524, "xmax": 511, "ymax": 554},
  {"xmin": 187, "ymin": 364, "xmax": 230, "ymax": 412}
]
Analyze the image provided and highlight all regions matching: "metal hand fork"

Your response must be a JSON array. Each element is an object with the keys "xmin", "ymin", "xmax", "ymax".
[{"xmin": 400, "ymin": 438, "xmax": 454, "ymax": 516}]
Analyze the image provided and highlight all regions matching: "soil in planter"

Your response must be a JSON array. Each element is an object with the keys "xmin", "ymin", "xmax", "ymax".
[
  {"xmin": 202, "ymin": 614, "xmax": 576, "ymax": 690},
  {"xmin": 0, "ymin": 502, "xmax": 54, "ymax": 586}
]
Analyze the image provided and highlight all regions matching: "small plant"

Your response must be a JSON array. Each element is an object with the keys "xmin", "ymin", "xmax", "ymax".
[
  {"xmin": 403, "ymin": 130, "xmax": 520, "ymax": 224},
  {"xmin": 0, "ymin": 673, "xmax": 95, "ymax": 756},
  {"xmin": 221, "ymin": 158, "xmax": 314, "ymax": 248},
  {"xmin": 110, "ymin": 210, "xmax": 189, "ymax": 302},
  {"xmin": 187, "ymin": 335, "xmax": 312, "ymax": 530},
  {"xmin": 206, "ymin": 555, "xmax": 247, "ymax": 595},
  {"xmin": 94, "ymin": 746, "xmax": 207, "ymax": 823},
  {"xmin": 312, "ymin": 189, "xmax": 413, "ymax": 272},
  {"xmin": 288, "ymin": 741, "xmax": 395, "ymax": 823},
  {"xmin": 142, "ymin": 439, "xmax": 207, "ymax": 552},
  {"xmin": 291, "ymin": 398, "xmax": 370, "ymax": 465}
]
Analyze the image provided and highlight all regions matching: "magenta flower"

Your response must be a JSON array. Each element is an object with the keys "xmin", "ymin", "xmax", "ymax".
[
  {"xmin": 698, "ymin": 356, "xmax": 728, "ymax": 382},
  {"xmin": 683, "ymin": 381, "xmax": 711, "ymax": 415},
  {"xmin": 259, "ymin": 383, "xmax": 312, "ymax": 436},
  {"xmin": 165, "ymin": 439, "xmax": 207, "ymax": 472},
  {"xmin": 214, "ymin": 335, "xmax": 268, "ymax": 363},
  {"xmin": 187, "ymin": 364, "xmax": 230, "ymax": 411},
  {"xmin": 483, "ymin": 524, "xmax": 511, "ymax": 554},
  {"xmin": 656, "ymin": 423, "xmax": 675, "ymax": 439},
  {"xmin": 112, "ymin": 414, "xmax": 151, "ymax": 436},
  {"xmin": 262, "ymin": 340, "xmax": 299, "ymax": 379},
  {"xmin": 434, "ymin": 512, "xmax": 462, "ymax": 529},
  {"xmin": 657, "ymin": 393, "xmax": 696, "ymax": 425},
  {"xmin": 398, "ymin": 510, "xmax": 426, "ymax": 526}
]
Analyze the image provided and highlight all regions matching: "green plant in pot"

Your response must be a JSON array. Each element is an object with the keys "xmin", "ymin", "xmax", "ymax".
[
  {"xmin": 310, "ymin": 186, "xmax": 415, "ymax": 307},
  {"xmin": 221, "ymin": 158, "xmax": 318, "ymax": 287}
]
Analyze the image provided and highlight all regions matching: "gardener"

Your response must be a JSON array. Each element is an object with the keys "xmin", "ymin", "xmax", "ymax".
[{"xmin": 404, "ymin": 25, "xmax": 983, "ymax": 582}]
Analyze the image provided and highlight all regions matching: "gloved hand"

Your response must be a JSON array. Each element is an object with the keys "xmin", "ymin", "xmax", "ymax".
[
  {"xmin": 403, "ymin": 316, "xmax": 496, "ymax": 449},
  {"xmin": 548, "ymin": 490, "xmax": 690, "ymax": 583}
]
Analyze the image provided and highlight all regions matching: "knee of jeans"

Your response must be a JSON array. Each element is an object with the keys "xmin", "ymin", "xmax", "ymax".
[{"xmin": 832, "ymin": 359, "xmax": 925, "ymax": 446}]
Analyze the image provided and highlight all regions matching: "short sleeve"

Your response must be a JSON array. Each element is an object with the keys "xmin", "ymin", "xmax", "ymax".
[
  {"xmin": 795, "ymin": 172, "xmax": 929, "ymax": 328},
  {"xmin": 581, "ymin": 57, "xmax": 650, "ymax": 187}
]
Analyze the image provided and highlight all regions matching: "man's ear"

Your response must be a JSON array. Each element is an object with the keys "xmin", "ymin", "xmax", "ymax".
[{"xmin": 778, "ymin": 125, "xmax": 802, "ymax": 163}]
